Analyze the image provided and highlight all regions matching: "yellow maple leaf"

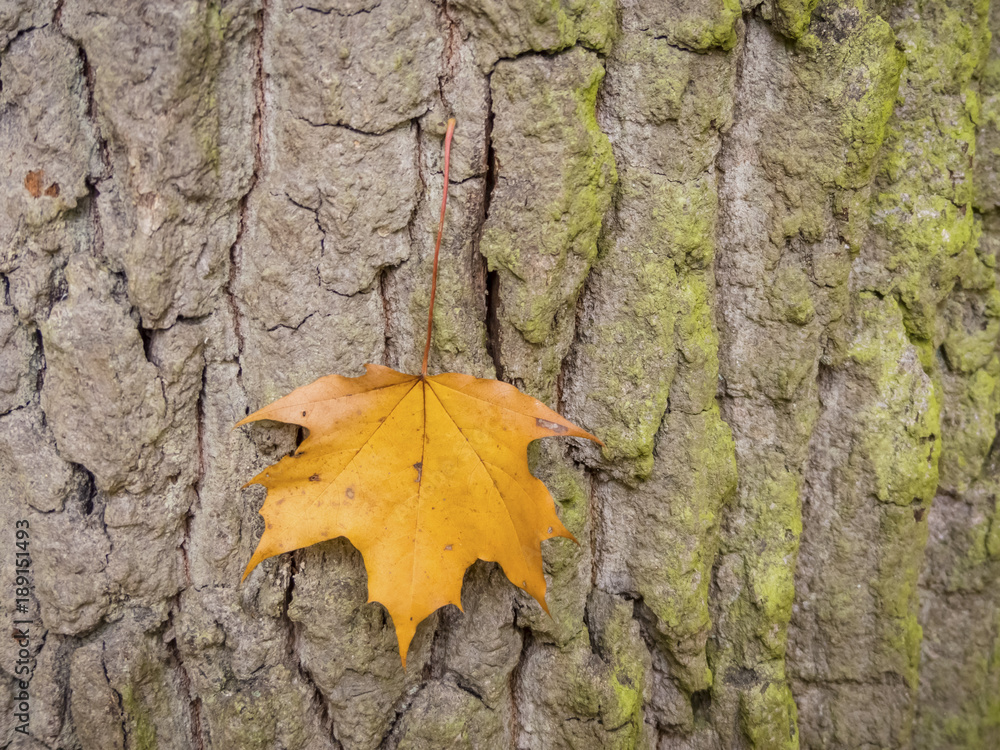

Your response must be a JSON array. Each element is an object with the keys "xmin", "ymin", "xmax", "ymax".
[
  {"xmin": 237, "ymin": 364, "xmax": 599, "ymax": 664},
  {"xmin": 236, "ymin": 118, "xmax": 599, "ymax": 665}
]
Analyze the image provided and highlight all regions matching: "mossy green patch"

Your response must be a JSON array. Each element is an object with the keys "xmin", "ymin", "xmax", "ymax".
[
  {"xmin": 770, "ymin": 0, "xmax": 821, "ymax": 40},
  {"xmin": 568, "ymin": 0, "xmax": 618, "ymax": 53},
  {"xmin": 567, "ymin": 169, "xmax": 720, "ymax": 477},
  {"xmin": 739, "ymin": 679, "xmax": 800, "ymax": 750},
  {"xmin": 628, "ymin": 409, "xmax": 736, "ymax": 691},
  {"xmin": 670, "ymin": 0, "xmax": 740, "ymax": 52},
  {"xmin": 873, "ymin": 504, "xmax": 929, "ymax": 685},
  {"xmin": 834, "ymin": 18, "xmax": 905, "ymax": 189},
  {"xmin": 120, "ymin": 683, "xmax": 158, "ymax": 750},
  {"xmin": 482, "ymin": 47, "xmax": 616, "ymax": 396},
  {"xmin": 521, "ymin": 444, "xmax": 591, "ymax": 645},
  {"xmin": 743, "ymin": 471, "xmax": 803, "ymax": 658},
  {"xmin": 199, "ymin": 666, "xmax": 312, "ymax": 748},
  {"xmin": 672, "ymin": 271, "xmax": 722, "ymax": 413},
  {"xmin": 848, "ymin": 294, "xmax": 942, "ymax": 507},
  {"xmin": 756, "ymin": 5, "xmax": 903, "ymax": 268},
  {"xmin": 767, "ymin": 267, "xmax": 816, "ymax": 326},
  {"xmin": 938, "ymin": 358, "xmax": 1000, "ymax": 494},
  {"xmin": 455, "ymin": 0, "xmax": 618, "ymax": 72},
  {"xmin": 986, "ymin": 499, "xmax": 1000, "ymax": 561},
  {"xmin": 915, "ymin": 607, "xmax": 1000, "ymax": 749},
  {"xmin": 175, "ymin": 1, "xmax": 228, "ymax": 179}
]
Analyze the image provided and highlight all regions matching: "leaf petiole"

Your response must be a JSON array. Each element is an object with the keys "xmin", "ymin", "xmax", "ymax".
[{"xmin": 421, "ymin": 117, "xmax": 457, "ymax": 377}]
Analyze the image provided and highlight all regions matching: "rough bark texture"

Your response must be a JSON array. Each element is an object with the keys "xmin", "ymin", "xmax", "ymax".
[{"xmin": 1, "ymin": 0, "xmax": 998, "ymax": 748}]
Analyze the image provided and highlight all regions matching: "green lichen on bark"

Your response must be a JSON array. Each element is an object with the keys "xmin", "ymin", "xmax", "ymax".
[
  {"xmin": 621, "ymin": 0, "xmax": 739, "ymax": 52},
  {"xmin": 911, "ymin": 0, "xmax": 1000, "ymax": 744},
  {"xmin": 566, "ymin": 169, "xmax": 721, "ymax": 477},
  {"xmin": 765, "ymin": 0, "xmax": 822, "ymax": 40},
  {"xmin": 481, "ymin": 45, "xmax": 617, "ymax": 400},
  {"xmin": 120, "ymin": 683, "xmax": 160, "ymax": 750},
  {"xmin": 448, "ymin": 0, "xmax": 618, "ymax": 71},
  {"xmin": 588, "ymin": 591, "xmax": 653, "ymax": 746}
]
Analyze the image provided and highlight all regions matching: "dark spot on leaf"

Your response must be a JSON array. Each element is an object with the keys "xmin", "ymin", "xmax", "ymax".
[
  {"xmin": 302, "ymin": 410, "xmax": 307, "ymax": 417},
  {"xmin": 914, "ymin": 507, "xmax": 926, "ymax": 521},
  {"xmin": 309, "ymin": 474, "xmax": 321, "ymax": 482},
  {"xmin": 413, "ymin": 462, "xmax": 423, "ymax": 482},
  {"xmin": 276, "ymin": 498, "xmax": 285, "ymax": 505},
  {"xmin": 536, "ymin": 417, "xmax": 568, "ymax": 433},
  {"xmin": 346, "ymin": 487, "xmax": 355, "ymax": 499},
  {"xmin": 24, "ymin": 170, "xmax": 43, "ymax": 197},
  {"xmin": 44, "ymin": 182, "xmax": 59, "ymax": 197}
]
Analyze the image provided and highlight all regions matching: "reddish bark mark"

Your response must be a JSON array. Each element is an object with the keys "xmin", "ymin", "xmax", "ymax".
[
  {"xmin": 24, "ymin": 170, "xmax": 44, "ymax": 197},
  {"xmin": 24, "ymin": 170, "xmax": 59, "ymax": 198}
]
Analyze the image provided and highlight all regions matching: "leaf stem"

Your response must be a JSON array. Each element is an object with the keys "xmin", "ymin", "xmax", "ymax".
[{"xmin": 422, "ymin": 117, "xmax": 457, "ymax": 377}]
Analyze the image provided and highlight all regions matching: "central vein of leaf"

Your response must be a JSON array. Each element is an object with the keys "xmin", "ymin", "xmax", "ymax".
[{"xmin": 409, "ymin": 378, "xmax": 430, "ymax": 619}]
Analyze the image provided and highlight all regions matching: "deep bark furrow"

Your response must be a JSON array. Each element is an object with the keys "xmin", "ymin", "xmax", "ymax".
[{"xmin": 480, "ymin": 82, "xmax": 503, "ymax": 381}]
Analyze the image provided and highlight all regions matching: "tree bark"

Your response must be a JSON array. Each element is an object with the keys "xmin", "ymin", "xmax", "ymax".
[{"xmin": 2, "ymin": 0, "xmax": 998, "ymax": 748}]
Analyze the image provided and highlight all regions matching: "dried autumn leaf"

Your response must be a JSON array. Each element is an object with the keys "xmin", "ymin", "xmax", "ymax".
[{"xmin": 237, "ymin": 364, "xmax": 599, "ymax": 665}]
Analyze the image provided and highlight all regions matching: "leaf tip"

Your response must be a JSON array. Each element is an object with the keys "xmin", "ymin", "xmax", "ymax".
[
  {"xmin": 240, "ymin": 561, "xmax": 255, "ymax": 584},
  {"xmin": 575, "ymin": 426, "xmax": 602, "ymax": 446},
  {"xmin": 394, "ymin": 621, "xmax": 418, "ymax": 672}
]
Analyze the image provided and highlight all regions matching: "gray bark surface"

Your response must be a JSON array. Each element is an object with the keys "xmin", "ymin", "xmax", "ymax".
[{"xmin": 1, "ymin": 0, "xmax": 998, "ymax": 748}]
